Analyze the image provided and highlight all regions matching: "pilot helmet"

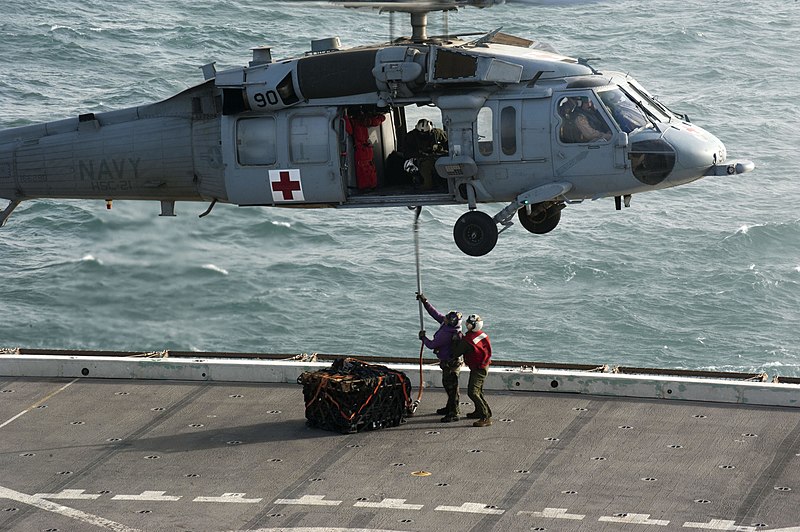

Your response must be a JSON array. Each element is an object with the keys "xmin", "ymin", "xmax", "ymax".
[
  {"xmin": 466, "ymin": 314, "xmax": 483, "ymax": 332},
  {"xmin": 415, "ymin": 118, "xmax": 433, "ymax": 133},
  {"xmin": 558, "ymin": 97, "xmax": 576, "ymax": 115},
  {"xmin": 445, "ymin": 311, "xmax": 462, "ymax": 328}
]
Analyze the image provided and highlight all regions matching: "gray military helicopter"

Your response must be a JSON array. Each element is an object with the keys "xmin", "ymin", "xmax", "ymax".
[{"xmin": 0, "ymin": 0, "xmax": 754, "ymax": 256}]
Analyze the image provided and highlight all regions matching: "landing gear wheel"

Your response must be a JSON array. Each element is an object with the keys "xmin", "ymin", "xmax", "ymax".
[
  {"xmin": 453, "ymin": 211, "xmax": 498, "ymax": 256},
  {"xmin": 518, "ymin": 202, "xmax": 563, "ymax": 234}
]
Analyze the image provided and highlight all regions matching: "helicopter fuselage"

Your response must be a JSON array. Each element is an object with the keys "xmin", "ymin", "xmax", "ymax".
[{"xmin": 0, "ymin": 33, "xmax": 753, "ymax": 255}]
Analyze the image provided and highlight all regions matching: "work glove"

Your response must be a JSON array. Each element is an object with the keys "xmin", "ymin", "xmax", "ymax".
[
  {"xmin": 418, "ymin": 330, "xmax": 426, "ymax": 340},
  {"xmin": 416, "ymin": 292, "xmax": 427, "ymax": 303},
  {"xmin": 404, "ymin": 158, "xmax": 418, "ymax": 173}
]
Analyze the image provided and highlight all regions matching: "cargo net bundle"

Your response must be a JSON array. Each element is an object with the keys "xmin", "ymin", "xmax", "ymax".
[{"xmin": 298, "ymin": 357, "xmax": 412, "ymax": 434}]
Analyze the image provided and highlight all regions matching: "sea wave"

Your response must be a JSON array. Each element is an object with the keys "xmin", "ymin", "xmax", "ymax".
[{"xmin": 0, "ymin": 0, "xmax": 798, "ymax": 375}]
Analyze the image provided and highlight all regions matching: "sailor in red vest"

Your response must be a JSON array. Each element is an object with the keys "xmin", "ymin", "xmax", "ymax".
[{"xmin": 454, "ymin": 314, "xmax": 493, "ymax": 427}]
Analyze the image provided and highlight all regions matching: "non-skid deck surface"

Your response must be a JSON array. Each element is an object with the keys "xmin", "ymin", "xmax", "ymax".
[{"xmin": 1, "ymin": 378, "xmax": 798, "ymax": 531}]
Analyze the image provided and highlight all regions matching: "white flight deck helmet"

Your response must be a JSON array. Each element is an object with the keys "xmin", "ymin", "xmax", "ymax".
[{"xmin": 466, "ymin": 314, "xmax": 483, "ymax": 332}]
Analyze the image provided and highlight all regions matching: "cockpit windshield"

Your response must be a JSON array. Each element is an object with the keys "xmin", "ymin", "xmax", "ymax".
[
  {"xmin": 621, "ymin": 81, "xmax": 676, "ymax": 123},
  {"xmin": 597, "ymin": 88, "xmax": 650, "ymax": 133}
]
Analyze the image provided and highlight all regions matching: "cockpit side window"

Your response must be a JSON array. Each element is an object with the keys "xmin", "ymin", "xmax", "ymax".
[
  {"xmin": 598, "ymin": 88, "xmax": 649, "ymax": 134},
  {"xmin": 557, "ymin": 95, "xmax": 612, "ymax": 144}
]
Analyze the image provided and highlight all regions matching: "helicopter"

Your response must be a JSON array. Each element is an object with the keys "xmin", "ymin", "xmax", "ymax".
[{"xmin": 0, "ymin": 0, "xmax": 754, "ymax": 256}]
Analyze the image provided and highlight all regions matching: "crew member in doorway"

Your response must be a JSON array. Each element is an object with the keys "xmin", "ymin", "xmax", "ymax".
[
  {"xmin": 416, "ymin": 292, "xmax": 463, "ymax": 422},
  {"xmin": 405, "ymin": 119, "xmax": 448, "ymax": 190},
  {"xmin": 453, "ymin": 314, "xmax": 492, "ymax": 427}
]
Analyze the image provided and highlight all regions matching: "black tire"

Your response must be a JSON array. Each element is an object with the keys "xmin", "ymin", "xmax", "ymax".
[
  {"xmin": 518, "ymin": 202, "xmax": 563, "ymax": 234},
  {"xmin": 453, "ymin": 211, "xmax": 498, "ymax": 256}
]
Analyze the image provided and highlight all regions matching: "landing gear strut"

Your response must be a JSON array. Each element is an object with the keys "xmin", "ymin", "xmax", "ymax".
[{"xmin": 453, "ymin": 211, "xmax": 498, "ymax": 257}]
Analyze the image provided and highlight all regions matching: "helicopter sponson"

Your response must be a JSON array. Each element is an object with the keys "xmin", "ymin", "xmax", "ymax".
[{"xmin": 0, "ymin": 3, "xmax": 753, "ymax": 256}]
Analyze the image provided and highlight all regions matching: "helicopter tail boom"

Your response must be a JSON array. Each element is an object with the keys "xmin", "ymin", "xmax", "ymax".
[{"xmin": 0, "ymin": 81, "xmax": 226, "ymax": 207}]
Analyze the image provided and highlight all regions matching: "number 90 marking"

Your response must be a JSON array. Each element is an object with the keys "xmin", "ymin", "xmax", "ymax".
[{"xmin": 254, "ymin": 91, "xmax": 279, "ymax": 107}]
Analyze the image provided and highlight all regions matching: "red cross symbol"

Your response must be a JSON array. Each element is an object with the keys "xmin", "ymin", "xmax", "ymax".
[{"xmin": 271, "ymin": 170, "xmax": 302, "ymax": 201}]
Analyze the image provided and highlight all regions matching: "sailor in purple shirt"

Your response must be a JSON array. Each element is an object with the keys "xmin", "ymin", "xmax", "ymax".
[{"xmin": 417, "ymin": 292, "xmax": 463, "ymax": 422}]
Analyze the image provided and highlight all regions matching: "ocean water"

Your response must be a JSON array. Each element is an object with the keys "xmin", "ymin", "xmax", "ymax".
[{"xmin": 1, "ymin": 0, "xmax": 798, "ymax": 376}]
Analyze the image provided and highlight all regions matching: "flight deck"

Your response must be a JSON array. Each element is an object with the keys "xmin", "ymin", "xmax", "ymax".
[{"xmin": 1, "ymin": 350, "xmax": 799, "ymax": 532}]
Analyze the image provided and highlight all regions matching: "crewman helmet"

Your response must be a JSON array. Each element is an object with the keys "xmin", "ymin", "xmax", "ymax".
[
  {"xmin": 445, "ymin": 311, "xmax": 462, "ymax": 327},
  {"xmin": 466, "ymin": 314, "xmax": 483, "ymax": 331},
  {"xmin": 415, "ymin": 118, "xmax": 433, "ymax": 133}
]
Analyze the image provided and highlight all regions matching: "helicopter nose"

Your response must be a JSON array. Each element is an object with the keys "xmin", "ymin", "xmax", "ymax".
[{"xmin": 662, "ymin": 124, "xmax": 725, "ymax": 185}]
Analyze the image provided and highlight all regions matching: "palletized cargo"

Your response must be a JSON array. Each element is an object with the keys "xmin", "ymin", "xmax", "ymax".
[{"xmin": 298, "ymin": 357, "xmax": 411, "ymax": 433}]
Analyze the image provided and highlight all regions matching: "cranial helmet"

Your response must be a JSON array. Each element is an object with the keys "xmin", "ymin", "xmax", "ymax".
[
  {"xmin": 559, "ymin": 97, "xmax": 576, "ymax": 115},
  {"xmin": 466, "ymin": 314, "xmax": 483, "ymax": 332},
  {"xmin": 445, "ymin": 311, "xmax": 462, "ymax": 327},
  {"xmin": 415, "ymin": 118, "xmax": 433, "ymax": 133}
]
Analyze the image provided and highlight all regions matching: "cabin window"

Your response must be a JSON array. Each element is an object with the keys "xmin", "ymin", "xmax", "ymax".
[
  {"xmin": 237, "ymin": 117, "xmax": 277, "ymax": 166},
  {"xmin": 500, "ymin": 106, "xmax": 517, "ymax": 155},
  {"xmin": 477, "ymin": 106, "xmax": 493, "ymax": 156},
  {"xmin": 290, "ymin": 115, "xmax": 329, "ymax": 163}
]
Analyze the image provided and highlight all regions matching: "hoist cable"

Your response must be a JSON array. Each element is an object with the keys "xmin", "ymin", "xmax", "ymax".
[{"xmin": 410, "ymin": 206, "xmax": 424, "ymax": 413}]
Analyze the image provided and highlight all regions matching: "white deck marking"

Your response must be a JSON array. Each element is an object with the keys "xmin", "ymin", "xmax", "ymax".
[
  {"xmin": 435, "ymin": 502, "xmax": 504, "ymax": 515},
  {"xmin": 194, "ymin": 493, "xmax": 263, "ymax": 503},
  {"xmin": 683, "ymin": 519, "xmax": 758, "ymax": 531},
  {"xmin": 11, "ymin": 483, "xmax": 800, "ymax": 532},
  {"xmin": 0, "ymin": 379, "xmax": 77, "ymax": 429},
  {"xmin": 599, "ymin": 513, "xmax": 669, "ymax": 526},
  {"xmin": 0, "ymin": 484, "xmax": 139, "ymax": 532},
  {"xmin": 33, "ymin": 489, "xmax": 102, "ymax": 500},
  {"xmin": 225, "ymin": 528, "xmax": 412, "ymax": 532},
  {"xmin": 274, "ymin": 495, "xmax": 342, "ymax": 506},
  {"xmin": 518, "ymin": 508, "xmax": 585, "ymax": 520},
  {"xmin": 353, "ymin": 498, "xmax": 423, "ymax": 510},
  {"xmin": 111, "ymin": 490, "xmax": 181, "ymax": 501}
]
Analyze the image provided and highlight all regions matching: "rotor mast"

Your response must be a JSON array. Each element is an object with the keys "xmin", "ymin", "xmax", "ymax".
[
  {"xmin": 410, "ymin": 12, "xmax": 429, "ymax": 43},
  {"xmin": 339, "ymin": 1, "xmax": 466, "ymax": 43}
]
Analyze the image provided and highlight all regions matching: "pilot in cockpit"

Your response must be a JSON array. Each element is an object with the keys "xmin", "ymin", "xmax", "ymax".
[
  {"xmin": 560, "ymin": 97, "xmax": 611, "ymax": 144},
  {"xmin": 571, "ymin": 97, "xmax": 612, "ymax": 143},
  {"xmin": 558, "ymin": 97, "xmax": 580, "ymax": 143}
]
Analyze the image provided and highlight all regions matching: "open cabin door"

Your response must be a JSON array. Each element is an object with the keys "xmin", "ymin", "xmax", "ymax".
[{"xmin": 343, "ymin": 105, "xmax": 456, "ymax": 205}]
